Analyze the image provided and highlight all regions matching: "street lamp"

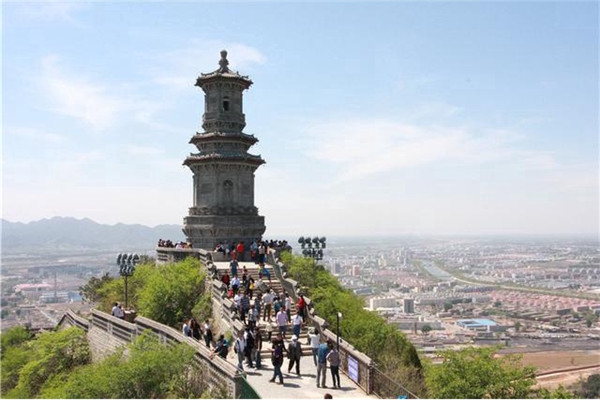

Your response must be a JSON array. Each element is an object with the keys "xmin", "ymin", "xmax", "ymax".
[
  {"xmin": 336, "ymin": 311, "xmax": 342, "ymax": 351},
  {"xmin": 297, "ymin": 236, "xmax": 326, "ymax": 262},
  {"xmin": 116, "ymin": 253, "xmax": 139, "ymax": 309}
]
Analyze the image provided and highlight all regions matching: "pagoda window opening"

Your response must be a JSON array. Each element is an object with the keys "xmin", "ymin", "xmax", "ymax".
[{"xmin": 222, "ymin": 97, "xmax": 230, "ymax": 111}]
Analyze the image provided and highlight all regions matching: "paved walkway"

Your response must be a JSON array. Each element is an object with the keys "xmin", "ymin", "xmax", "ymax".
[
  {"xmin": 215, "ymin": 260, "xmax": 375, "ymax": 398},
  {"xmin": 227, "ymin": 343, "xmax": 375, "ymax": 399}
]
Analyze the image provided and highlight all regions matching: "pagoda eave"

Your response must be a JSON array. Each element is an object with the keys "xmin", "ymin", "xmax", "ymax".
[{"xmin": 189, "ymin": 133, "xmax": 258, "ymax": 146}]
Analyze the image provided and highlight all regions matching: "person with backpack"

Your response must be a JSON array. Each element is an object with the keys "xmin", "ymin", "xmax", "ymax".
[
  {"xmin": 327, "ymin": 346, "xmax": 341, "ymax": 389},
  {"xmin": 287, "ymin": 334, "xmax": 302, "ymax": 375},
  {"xmin": 234, "ymin": 330, "xmax": 246, "ymax": 371},
  {"xmin": 269, "ymin": 333, "xmax": 287, "ymax": 385}
]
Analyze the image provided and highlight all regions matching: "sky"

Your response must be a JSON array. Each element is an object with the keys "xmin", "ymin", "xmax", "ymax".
[{"xmin": 2, "ymin": 0, "xmax": 599, "ymax": 237}]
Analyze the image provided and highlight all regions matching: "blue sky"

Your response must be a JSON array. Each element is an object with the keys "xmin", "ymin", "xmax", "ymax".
[{"xmin": 3, "ymin": 1, "xmax": 598, "ymax": 236}]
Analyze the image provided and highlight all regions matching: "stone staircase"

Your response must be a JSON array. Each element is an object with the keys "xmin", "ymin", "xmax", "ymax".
[{"xmin": 214, "ymin": 261, "xmax": 313, "ymax": 356}]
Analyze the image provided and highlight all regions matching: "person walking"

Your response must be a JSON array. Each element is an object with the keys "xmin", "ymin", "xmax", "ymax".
[
  {"xmin": 284, "ymin": 293, "xmax": 292, "ymax": 323},
  {"xmin": 292, "ymin": 310, "xmax": 303, "ymax": 338},
  {"xmin": 204, "ymin": 319, "xmax": 213, "ymax": 347},
  {"xmin": 254, "ymin": 327, "xmax": 263, "ymax": 369},
  {"xmin": 230, "ymin": 259, "xmax": 238, "ymax": 277},
  {"xmin": 327, "ymin": 346, "xmax": 341, "ymax": 388},
  {"xmin": 263, "ymin": 290, "xmax": 274, "ymax": 322},
  {"xmin": 287, "ymin": 335, "xmax": 302, "ymax": 375},
  {"xmin": 240, "ymin": 292, "xmax": 250, "ymax": 324},
  {"xmin": 234, "ymin": 331, "xmax": 246, "ymax": 371},
  {"xmin": 236, "ymin": 241, "xmax": 245, "ymax": 261},
  {"xmin": 309, "ymin": 328, "xmax": 320, "ymax": 366},
  {"xmin": 269, "ymin": 333, "xmax": 287, "ymax": 385},
  {"xmin": 244, "ymin": 327, "xmax": 255, "ymax": 368},
  {"xmin": 317, "ymin": 340, "xmax": 332, "ymax": 388},
  {"xmin": 276, "ymin": 307, "xmax": 288, "ymax": 339}
]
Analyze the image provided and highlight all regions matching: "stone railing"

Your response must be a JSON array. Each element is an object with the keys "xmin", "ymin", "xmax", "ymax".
[
  {"xmin": 57, "ymin": 308, "xmax": 250, "ymax": 398},
  {"xmin": 155, "ymin": 247, "xmax": 213, "ymax": 265},
  {"xmin": 56, "ymin": 309, "xmax": 90, "ymax": 332},
  {"xmin": 270, "ymin": 250, "xmax": 419, "ymax": 398}
]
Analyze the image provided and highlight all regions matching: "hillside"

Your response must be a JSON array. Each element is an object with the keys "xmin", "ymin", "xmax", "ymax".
[{"xmin": 1, "ymin": 217, "xmax": 185, "ymax": 254}]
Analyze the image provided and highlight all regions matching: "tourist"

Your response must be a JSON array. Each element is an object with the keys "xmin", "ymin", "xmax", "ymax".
[
  {"xmin": 191, "ymin": 318, "xmax": 202, "ymax": 341},
  {"xmin": 266, "ymin": 321, "xmax": 274, "ymax": 342},
  {"xmin": 260, "ymin": 262, "xmax": 271, "ymax": 282},
  {"xmin": 221, "ymin": 271, "xmax": 230, "ymax": 288},
  {"xmin": 231, "ymin": 275, "xmax": 240, "ymax": 295},
  {"xmin": 250, "ymin": 240, "xmax": 258, "ymax": 263},
  {"xmin": 244, "ymin": 327, "xmax": 255, "ymax": 368},
  {"xmin": 276, "ymin": 307, "xmax": 288, "ymax": 339},
  {"xmin": 213, "ymin": 334, "xmax": 229, "ymax": 359},
  {"xmin": 111, "ymin": 302, "xmax": 119, "ymax": 317},
  {"xmin": 182, "ymin": 319, "xmax": 192, "ymax": 337},
  {"xmin": 230, "ymin": 259, "xmax": 238, "ymax": 277},
  {"xmin": 237, "ymin": 241, "xmax": 245, "ymax": 261},
  {"xmin": 204, "ymin": 319, "xmax": 213, "ymax": 347},
  {"xmin": 287, "ymin": 334, "xmax": 302, "ymax": 375},
  {"xmin": 298, "ymin": 294, "xmax": 307, "ymax": 321},
  {"xmin": 269, "ymin": 333, "xmax": 287, "ymax": 385},
  {"xmin": 327, "ymin": 346, "xmax": 341, "ymax": 388},
  {"xmin": 254, "ymin": 294, "xmax": 262, "ymax": 322},
  {"xmin": 317, "ymin": 340, "xmax": 333, "ymax": 388},
  {"xmin": 117, "ymin": 304, "xmax": 125, "ymax": 319},
  {"xmin": 247, "ymin": 276, "xmax": 255, "ymax": 299},
  {"xmin": 324, "ymin": 393, "xmax": 333, "ymax": 399},
  {"xmin": 263, "ymin": 290, "xmax": 274, "ymax": 321},
  {"xmin": 254, "ymin": 327, "xmax": 263, "ymax": 369},
  {"xmin": 292, "ymin": 310, "xmax": 303, "ymax": 338},
  {"xmin": 285, "ymin": 293, "xmax": 292, "ymax": 323},
  {"xmin": 248, "ymin": 303, "xmax": 258, "ymax": 330},
  {"xmin": 309, "ymin": 328, "xmax": 320, "ymax": 366},
  {"xmin": 258, "ymin": 242, "xmax": 267, "ymax": 264},
  {"xmin": 234, "ymin": 330, "xmax": 246, "ymax": 371},
  {"xmin": 240, "ymin": 292, "xmax": 250, "ymax": 325},
  {"xmin": 273, "ymin": 295, "xmax": 282, "ymax": 316}
]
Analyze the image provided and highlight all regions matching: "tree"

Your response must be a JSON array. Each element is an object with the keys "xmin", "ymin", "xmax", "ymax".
[
  {"xmin": 78, "ymin": 272, "xmax": 113, "ymax": 303},
  {"xmin": 494, "ymin": 300, "xmax": 502, "ymax": 307},
  {"xmin": 44, "ymin": 331, "xmax": 220, "ymax": 399},
  {"xmin": 1, "ymin": 326, "xmax": 31, "ymax": 352},
  {"xmin": 279, "ymin": 251, "xmax": 424, "ymax": 396},
  {"xmin": 576, "ymin": 374, "xmax": 600, "ymax": 399},
  {"xmin": 2, "ymin": 327, "xmax": 90, "ymax": 398},
  {"xmin": 425, "ymin": 346, "xmax": 536, "ymax": 399},
  {"xmin": 443, "ymin": 301, "xmax": 453, "ymax": 312},
  {"xmin": 421, "ymin": 325, "xmax": 432, "ymax": 335},
  {"xmin": 514, "ymin": 321, "xmax": 522, "ymax": 332}
]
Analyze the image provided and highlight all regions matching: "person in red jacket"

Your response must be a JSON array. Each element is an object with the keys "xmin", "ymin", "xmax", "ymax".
[{"xmin": 236, "ymin": 241, "xmax": 245, "ymax": 261}]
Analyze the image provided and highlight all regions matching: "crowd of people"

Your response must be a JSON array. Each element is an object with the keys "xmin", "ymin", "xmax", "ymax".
[
  {"xmin": 214, "ymin": 257, "xmax": 341, "ymax": 389},
  {"xmin": 214, "ymin": 239, "xmax": 291, "ymax": 262},
  {"xmin": 157, "ymin": 239, "xmax": 192, "ymax": 249}
]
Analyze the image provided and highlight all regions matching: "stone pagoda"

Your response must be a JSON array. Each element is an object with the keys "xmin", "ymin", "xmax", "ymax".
[{"xmin": 183, "ymin": 50, "xmax": 266, "ymax": 250}]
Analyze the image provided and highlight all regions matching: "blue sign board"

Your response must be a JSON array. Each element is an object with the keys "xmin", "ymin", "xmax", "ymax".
[{"xmin": 347, "ymin": 355, "xmax": 359, "ymax": 383}]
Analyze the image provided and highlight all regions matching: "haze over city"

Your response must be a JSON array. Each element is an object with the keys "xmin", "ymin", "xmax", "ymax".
[{"xmin": 3, "ymin": 1, "xmax": 598, "ymax": 237}]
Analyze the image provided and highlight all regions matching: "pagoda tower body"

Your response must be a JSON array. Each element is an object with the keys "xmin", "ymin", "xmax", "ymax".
[{"xmin": 183, "ymin": 50, "xmax": 266, "ymax": 250}]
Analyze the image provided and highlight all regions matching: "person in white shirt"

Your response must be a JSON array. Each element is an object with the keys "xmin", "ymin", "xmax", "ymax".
[
  {"xmin": 263, "ymin": 291, "xmax": 274, "ymax": 322},
  {"xmin": 285, "ymin": 294, "xmax": 292, "ymax": 323},
  {"xmin": 234, "ymin": 330, "xmax": 246, "ymax": 371},
  {"xmin": 276, "ymin": 308, "xmax": 288, "ymax": 339},
  {"xmin": 111, "ymin": 302, "xmax": 119, "ymax": 317},
  {"xmin": 308, "ymin": 328, "xmax": 320, "ymax": 366},
  {"xmin": 292, "ymin": 310, "xmax": 302, "ymax": 338}
]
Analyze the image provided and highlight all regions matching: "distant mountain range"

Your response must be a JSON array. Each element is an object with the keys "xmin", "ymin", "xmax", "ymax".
[{"xmin": 1, "ymin": 217, "xmax": 185, "ymax": 253}]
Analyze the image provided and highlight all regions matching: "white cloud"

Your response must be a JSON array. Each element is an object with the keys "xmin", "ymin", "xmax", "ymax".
[
  {"xmin": 303, "ymin": 118, "xmax": 559, "ymax": 182},
  {"xmin": 10, "ymin": 1, "xmax": 85, "ymax": 22},
  {"xmin": 5, "ymin": 126, "xmax": 65, "ymax": 143}
]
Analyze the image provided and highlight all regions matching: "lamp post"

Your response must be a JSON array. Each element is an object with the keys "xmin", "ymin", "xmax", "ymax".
[
  {"xmin": 297, "ymin": 236, "xmax": 326, "ymax": 263},
  {"xmin": 336, "ymin": 311, "xmax": 342, "ymax": 351},
  {"xmin": 116, "ymin": 253, "xmax": 139, "ymax": 309}
]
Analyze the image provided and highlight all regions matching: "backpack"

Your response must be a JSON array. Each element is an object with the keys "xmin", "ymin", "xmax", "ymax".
[{"xmin": 219, "ymin": 340, "xmax": 229, "ymax": 357}]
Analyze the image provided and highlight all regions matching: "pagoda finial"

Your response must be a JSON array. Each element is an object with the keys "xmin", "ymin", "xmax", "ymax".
[{"xmin": 218, "ymin": 50, "xmax": 229, "ymax": 73}]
